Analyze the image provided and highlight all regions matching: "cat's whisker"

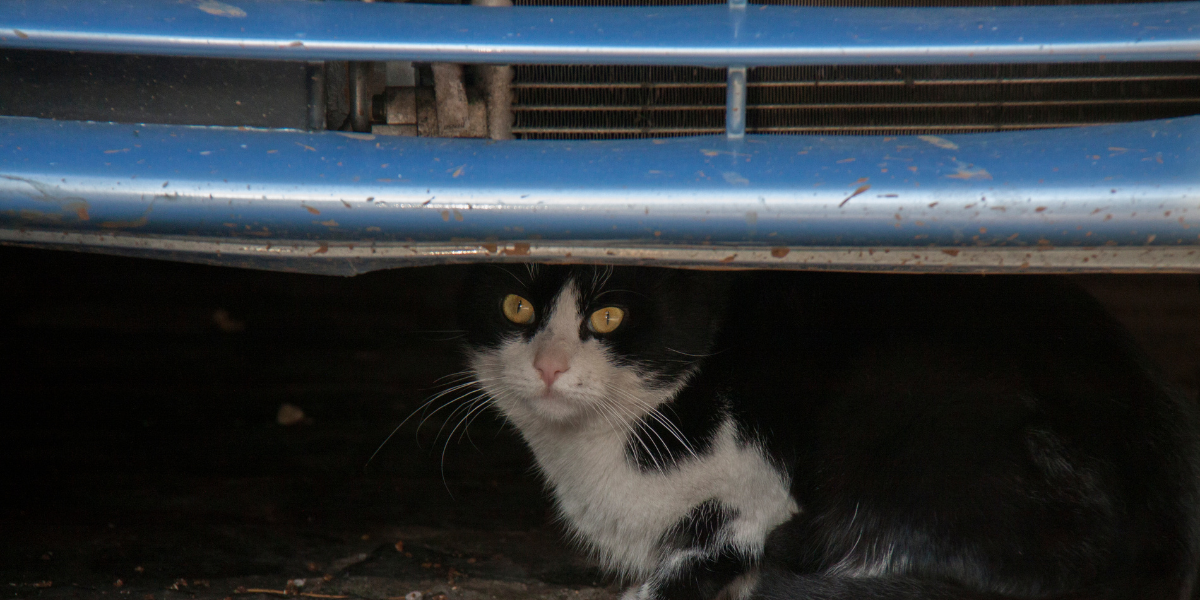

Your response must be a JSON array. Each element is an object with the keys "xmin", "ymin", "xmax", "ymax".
[
  {"xmin": 431, "ymin": 391, "xmax": 484, "ymax": 443},
  {"xmin": 601, "ymin": 394, "xmax": 671, "ymax": 471},
  {"xmin": 411, "ymin": 383, "xmax": 486, "ymax": 430},
  {"xmin": 664, "ymin": 347, "xmax": 722, "ymax": 358},
  {"xmin": 441, "ymin": 395, "xmax": 492, "ymax": 469},
  {"xmin": 456, "ymin": 395, "xmax": 499, "ymax": 448},
  {"xmin": 451, "ymin": 393, "xmax": 497, "ymax": 445},
  {"xmin": 365, "ymin": 379, "xmax": 482, "ymax": 468},
  {"xmin": 430, "ymin": 370, "xmax": 482, "ymax": 385},
  {"xmin": 389, "ymin": 378, "xmax": 502, "ymax": 456},
  {"xmin": 608, "ymin": 387, "xmax": 700, "ymax": 463},
  {"xmin": 595, "ymin": 396, "xmax": 661, "ymax": 471},
  {"xmin": 595, "ymin": 288, "xmax": 650, "ymax": 301},
  {"xmin": 491, "ymin": 264, "xmax": 530, "ymax": 289},
  {"xmin": 369, "ymin": 376, "xmax": 492, "ymax": 465},
  {"xmin": 424, "ymin": 388, "xmax": 490, "ymax": 440}
]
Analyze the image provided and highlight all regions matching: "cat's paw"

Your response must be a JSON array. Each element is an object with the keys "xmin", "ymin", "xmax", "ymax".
[{"xmin": 619, "ymin": 582, "xmax": 654, "ymax": 600}]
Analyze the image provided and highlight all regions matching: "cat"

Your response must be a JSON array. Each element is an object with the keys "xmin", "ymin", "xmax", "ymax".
[{"xmin": 454, "ymin": 264, "xmax": 1200, "ymax": 600}]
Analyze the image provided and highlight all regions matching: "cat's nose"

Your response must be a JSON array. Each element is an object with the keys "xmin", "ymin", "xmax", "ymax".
[{"xmin": 534, "ymin": 353, "xmax": 570, "ymax": 387}]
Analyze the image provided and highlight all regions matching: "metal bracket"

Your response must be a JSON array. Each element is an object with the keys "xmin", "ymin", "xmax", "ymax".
[{"xmin": 726, "ymin": 66, "xmax": 746, "ymax": 139}]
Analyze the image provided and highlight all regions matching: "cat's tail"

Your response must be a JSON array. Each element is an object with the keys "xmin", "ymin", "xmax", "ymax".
[{"xmin": 751, "ymin": 572, "xmax": 1155, "ymax": 600}]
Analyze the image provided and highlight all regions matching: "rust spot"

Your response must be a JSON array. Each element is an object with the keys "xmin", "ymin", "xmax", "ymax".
[
  {"xmin": 302, "ymin": 204, "xmax": 320, "ymax": 215},
  {"xmin": 941, "ymin": 249, "xmax": 960, "ymax": 257},
  {"xmin": 451, "ymin": 165, "xmax": 465, "ymax": 178},
  {"xmin": 719, "ymin": 254, "xmax": 738, "ymax": 263},
  {"xmin": 770, "ymin": 247, "xmax": 790, "ymax": 258},
  {"xmin": 453, "ymin": 210, "xmax": 464, "ymax": 222},
  {"xmin": 295, "ymin": 142, "xmax": 316, "ymax": 152},
  {"xmin": 313, "ymin": 243, "xmax": 329, "ymax": 255},
  {"xmin": 440, "ymin": 210, "xmax": 450, "ymax": 222},
  {"xmin": 836, "ymin": 158, "xmax": 856, "ymax": 164},
  {"xmin": 287, "ymin": 41, "xmax": 304, "ymax": 47},
  {"xmin": 99, "ymin": 215, "xmax": 149, "ymax": 229},
  {"xmin": 1035, "ymin": 206, "xmax": 1047, "ymax": 212},
  {"xmin": 13, "ymin": 29, "xmax": 28, "ymax": 39},
  {"xmin": 839, "ymin": 184, "xmax": 870, "ymax": 207},
  {"xmin": 319, "ymin": 219, "xmax": 339, "ymax": 227},
  {"xmin": 483, "ymin": 243, "xmax": 498, "ymax": 253},
  {"xmin": 70, "ymin": 202, "xmax": 89, "ymax": 221}
]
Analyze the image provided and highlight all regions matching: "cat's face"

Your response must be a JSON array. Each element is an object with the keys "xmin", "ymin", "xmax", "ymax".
[{"xmin": 458, "ymin": 265, "xmax": 729, "ymax": 430}]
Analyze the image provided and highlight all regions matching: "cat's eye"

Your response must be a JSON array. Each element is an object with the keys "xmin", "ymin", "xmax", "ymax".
[
  {"xmin": 588, "ymin": 307, "xmax": 625, "ymax": 334},
  {"xmin": 502, "ymin": 294, "xmax": 535, "ymax": 324}
]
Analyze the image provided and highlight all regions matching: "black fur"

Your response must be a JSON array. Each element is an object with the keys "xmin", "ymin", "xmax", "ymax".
[{"xmin": 458, "ymin": 266, "xmax": 1200, "ymax": 600}]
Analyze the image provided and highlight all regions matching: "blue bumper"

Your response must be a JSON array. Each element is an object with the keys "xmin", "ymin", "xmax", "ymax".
[{"xmin": 2, "ymin": 0, "xmax": 1200, "ymax": 274}]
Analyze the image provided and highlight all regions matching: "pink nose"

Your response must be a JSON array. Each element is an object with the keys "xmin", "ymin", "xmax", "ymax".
[{"xmin": 534, "ymin": 353, "xmax": 570, "ymax": 387}]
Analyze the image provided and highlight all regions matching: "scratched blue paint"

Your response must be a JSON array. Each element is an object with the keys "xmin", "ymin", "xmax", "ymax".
[
  {"xmin": 2, "ymin": 116, "xmax": 1199, "ymax": 248},
  {"xmin": 1, "ymin": 0, "xmax": 1198, "ymax": 66}
]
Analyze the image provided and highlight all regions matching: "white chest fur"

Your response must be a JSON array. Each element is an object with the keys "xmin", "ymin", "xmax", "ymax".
[{"xmin": 522, "ymin": 417, "xmax": 799, "ymax": 578}]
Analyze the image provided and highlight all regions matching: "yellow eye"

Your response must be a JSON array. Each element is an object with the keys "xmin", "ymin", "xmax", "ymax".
[
  {"xmin": 502, "ymin": 294, "xmax": 535, "ymax": 324},
  {"xmin": 588, "ymin": 307, "xmax": 625, "ymax": 334}
]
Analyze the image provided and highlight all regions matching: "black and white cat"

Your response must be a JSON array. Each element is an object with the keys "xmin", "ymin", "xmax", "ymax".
[{"xmin": 455, "ymin": 265, "xmax": 1200, "ymax": 600}]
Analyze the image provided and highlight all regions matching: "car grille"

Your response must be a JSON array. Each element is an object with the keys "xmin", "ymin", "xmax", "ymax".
[{"xmin": 511, "ymin": 0, "xmax": 1200, "ymax": 139}]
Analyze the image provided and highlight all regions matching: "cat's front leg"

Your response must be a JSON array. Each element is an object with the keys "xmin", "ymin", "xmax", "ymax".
[{"xmin": 628, "ymin": 547, "xmax": 754, "ymax": 600}]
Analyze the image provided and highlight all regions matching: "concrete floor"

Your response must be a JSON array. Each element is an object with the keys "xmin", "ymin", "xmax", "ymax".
[{"xmin": 3, "ymin": 246, "xmax": 1198, "ymax": 600}]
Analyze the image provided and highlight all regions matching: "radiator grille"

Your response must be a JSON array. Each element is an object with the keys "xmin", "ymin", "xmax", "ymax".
[
  {"xmin": 510, "ymin": 0, "xmax": 1200, "ymax": 139},
  {"xmin": 512, "ymin": 62, "xmax": 1200, "ymax": 139},
  {"xmin": 516, "ymin": 0, "xmax": 1173, "ymax": 6}
]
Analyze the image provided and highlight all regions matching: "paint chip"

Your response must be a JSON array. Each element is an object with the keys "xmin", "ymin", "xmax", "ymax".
[
  {"xmin": 196, "ymin": 0, "xmax": 247, "ymax": 17},
  {"xmin": 722, "ymin": 172, "xmax": 749, "ymax": 185},
  {"xmin": 839, "ymin": 184, "xmax": 871, "ymax": 207},
  {"xmin": 945, "ymin": 164, "xmax": 992, "ymax": 180},
  {"xmin": 918, "ymin": 135, "xmax": 959, "ymax": 150}
]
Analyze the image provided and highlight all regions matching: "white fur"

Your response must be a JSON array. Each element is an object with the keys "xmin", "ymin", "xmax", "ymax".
[{"xmin": 469, "ymin": 279, "xmax": 799, "ymax": 593}]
